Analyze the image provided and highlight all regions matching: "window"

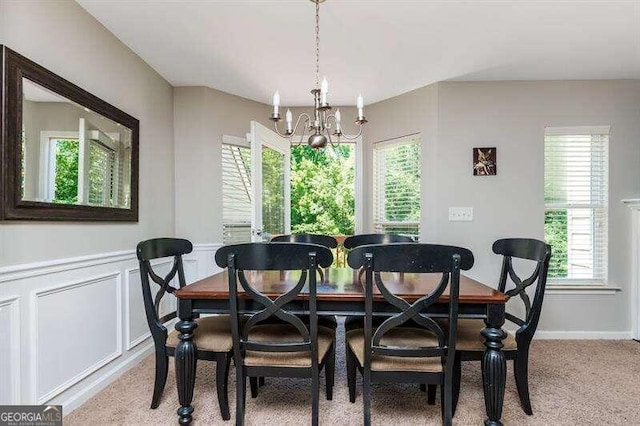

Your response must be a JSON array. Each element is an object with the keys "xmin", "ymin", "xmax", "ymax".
[
  {"xmin": 291, "ymin": 143, "xmax": 356, "ymax": 235},
  {"xmin": 221, "ymin": 140, "xmax": 252, "ymax": 244},
  {"xmin": 544, "ymin": 126, "xmax": 609, "ymax": 284},
  {"xmin": 373, "ymin": 134, "xmax": 421, "ymax": 239},
  {"xmin": 42, "ymin": 137, "xmax": 80, "ymax": 204},
  {"xmin": 38, "ymin": 127, "xmax": 125, "ymax": 207}
]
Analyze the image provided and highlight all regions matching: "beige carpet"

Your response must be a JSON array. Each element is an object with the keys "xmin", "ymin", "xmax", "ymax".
[{"xmin": 66, "ymin": 330, "xmax": 640, "ymax": 425}]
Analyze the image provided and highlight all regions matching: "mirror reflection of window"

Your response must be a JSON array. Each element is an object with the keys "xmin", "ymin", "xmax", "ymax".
[
  {"xmin": 51, "ymin": 138, "xmax": 79, "ymax": 204},
  {"xmin": 21, "ymin": 77, "xmax": 133, "ymax": 209}
]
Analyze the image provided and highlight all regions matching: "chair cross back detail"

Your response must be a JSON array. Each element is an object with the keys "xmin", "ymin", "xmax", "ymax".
[
  {"xmin": 137, "ymin": 238, "xmax": 192, "ymax": 326},
  {"xmin": 493, "ymin": 238, "xmax": 552, "ymax": 329},
  {"xmin": 348, "ymin": 243, "xmax": 474, "ymax": 358},
  {"xmin": 215, "ymin": 243, "xmax": 333, "ymax": 353},
  {"xmin": 371, "ymin": 268, "xmax": 449, "ymax": 357},
  {"xmin": 237, "ymin": 266, "xmax": 310, "ymax": 347}
]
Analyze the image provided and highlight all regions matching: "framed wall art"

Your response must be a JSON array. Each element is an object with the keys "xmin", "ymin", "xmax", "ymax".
[{"xmin": 473, "ymin": 147, "xmax": 496, "ymax": 176}]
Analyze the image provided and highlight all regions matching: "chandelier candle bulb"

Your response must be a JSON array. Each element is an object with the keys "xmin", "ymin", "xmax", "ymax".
[
  {"xmin": 286, "ymin": 109, "xmax": 293, "ymax": 133},
  {"xmin": 357, "ymin": 94, "xmax": 364, "ymax": 118},
  {"xmin": 273, "ymin": 90, "xmax": 280, "ymax": 115},
  {"xmin": 321, "ymin": 77, "xmax": 329, "ymax": 105}
]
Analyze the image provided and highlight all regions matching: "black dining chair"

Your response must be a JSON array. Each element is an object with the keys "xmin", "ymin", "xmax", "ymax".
[
  {"xmin": 271, "ymin": 234, "xmax": 338, "ymax": 282},
  {"xmin": 451, "ymin": 238, "xmax": 551, "ymax": 416},
  {"xmin": 215, "ymin": 242, "xmax": 336, "ymax": 426},
  {"xmin": 249, "ymin": 234, "xmax": 339, "ymax": 397},
  {"xmin": 137, "ymin": 238, "xmax": 233, "ymax": 420},
  {"xmin": 343, "ymin": 233, "xmax": 416, "ymax": 330},
  {"xmin": 343, "ymin": 233, "xmax": 415, "ymax": 250},
  {"xmin": 346, "ymin": 243, "xmax": 474, "ymax": 426},
  {"xmin": 270, "ymin": 234, "xmax": 339, "ymax": 330}
]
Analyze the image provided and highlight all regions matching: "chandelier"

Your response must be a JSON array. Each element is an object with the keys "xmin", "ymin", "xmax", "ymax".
[{"xmin": 269, "ymin": 0, "xmax": 367, "ymax": 149}]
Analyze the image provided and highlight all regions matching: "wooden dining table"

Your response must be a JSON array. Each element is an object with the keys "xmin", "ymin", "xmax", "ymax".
[{"xmin": 173, "ymin": 267, "xmax": 509, "ymax": 426}]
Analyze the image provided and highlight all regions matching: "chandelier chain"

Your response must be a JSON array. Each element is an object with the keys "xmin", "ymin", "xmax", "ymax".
[{"xmin": 315, "ymin": 0, "xmax": 320, "ymax": 89}]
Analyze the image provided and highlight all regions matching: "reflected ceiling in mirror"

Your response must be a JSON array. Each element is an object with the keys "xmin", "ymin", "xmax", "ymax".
[
  {"xmin": 1, "ymin": 45, "xmax": 139, "ymax": 221},
  {"xmin": 21, "ymin": 78, "xmax": 133, "ymax": 209}
]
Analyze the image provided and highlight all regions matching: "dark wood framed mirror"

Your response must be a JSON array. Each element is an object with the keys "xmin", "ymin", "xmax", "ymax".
[{"xmin": 1, "ymin": 45, "xmax": 139, "ymax": 221}]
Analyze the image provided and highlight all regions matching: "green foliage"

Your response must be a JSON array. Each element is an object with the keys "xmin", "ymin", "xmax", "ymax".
[
  {"xmin": 53, "ymin": 139, "xmax": 79, "ymax": 204},
  {"xmin": 290, "ymin": 144, "xmax": 355, "ymax": 235},
  {"xmin": 262, "ymin": 148, "xmax": 285, "ymax": 236},
  {"xmin": 544, "ymin": 209, "xmax": 568, "ymax": 278}
]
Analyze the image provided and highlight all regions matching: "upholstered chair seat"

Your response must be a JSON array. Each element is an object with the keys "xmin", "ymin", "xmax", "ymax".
[
  {"xmin": 454, "ymin": 319, "xmax": 517, "ymax": 351},
  {"xmin": 244, "ymin": 324, "xmax": 335, "ymax": 368},
  {"xmin": 166, "ymin": 315, "xmax": 234, "ymax": 352},
  {"xmin": 346, "ymin": 327, "xmax": 442, "ymax": 372}
]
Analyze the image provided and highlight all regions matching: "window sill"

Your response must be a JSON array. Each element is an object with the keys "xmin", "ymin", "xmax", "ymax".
[{"xmin": 546, "ymin": 285, "xmax": 621, "ymax": 295}]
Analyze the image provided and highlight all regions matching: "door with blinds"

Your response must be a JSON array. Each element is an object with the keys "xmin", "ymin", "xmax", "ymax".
[
  {"xmin": 221, "ymin": 135, "xmax": 253, "ymax": 244},
  {"xmin": 249, "ymin": 121, "xmax": 291, "ymax": 242}
]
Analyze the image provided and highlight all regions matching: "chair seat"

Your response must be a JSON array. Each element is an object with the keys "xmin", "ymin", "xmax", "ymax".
[
  {"xmin": 244, "ymin": 324, "xmax": 335, "ymax": 368},
  {"xmin": 167, "ymin": 315, "xmax": 233, "ymax": 352},
  {"xmin": 455, "ymin": 319, "xmax": 517, "ymax": 351},
  {"xmin": 346, "ymin": 328, "xmax": 443, "ymax": 372}
]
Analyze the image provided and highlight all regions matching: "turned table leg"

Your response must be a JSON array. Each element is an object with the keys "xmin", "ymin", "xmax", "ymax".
[
  {"xmin": 481, "ymin": 303, "xmax": 507, "ymax": 426},
  {"xmin": 175, "ymin": 300, "xmax": 198, "ymax": 425}
]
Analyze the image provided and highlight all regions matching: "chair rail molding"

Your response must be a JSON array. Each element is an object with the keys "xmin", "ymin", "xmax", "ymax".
[{"xmin": 622, "ymin": 198, "xmax": 640, "ymax": 340}]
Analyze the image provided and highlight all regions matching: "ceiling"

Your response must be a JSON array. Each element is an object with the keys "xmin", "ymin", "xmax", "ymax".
[{"xmin": 76, "ymin": 0, "xmax": 640, "ymax": 106}]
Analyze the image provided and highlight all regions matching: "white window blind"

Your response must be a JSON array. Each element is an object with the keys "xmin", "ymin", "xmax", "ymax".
[
  {"xmin": 372, "ymin": 134, "xmax": 421, "ymax": 240},
  {"xmin": 222, "ymin": 142, "xmax": 252, "ymax": 244},
  {"xmin": 88, "ymin": 141, "xmax": 116, "ymax": 207},
  {"xmin": 544, "ymin": 126, "xmax": 609, "ymax": 284}
]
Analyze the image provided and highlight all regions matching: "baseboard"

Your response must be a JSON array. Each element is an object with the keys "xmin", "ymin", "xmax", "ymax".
[
  {"xmin": 535, "ymin": 330, "xmax": 633, "ymax": 340},
  {"xmin": 62, "ymin": 342, "xmax": 154, "ymax": 415}
]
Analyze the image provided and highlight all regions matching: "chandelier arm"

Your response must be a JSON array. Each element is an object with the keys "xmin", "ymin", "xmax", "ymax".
[
  {"xmin": 293, "ymin": 113, "xmax": 312, "ymax": 147},
  {"xmin": 294, "ymin": 113, "xmax": 312, "ymax": 134},
  {"xmin": 327, "ymin": 131, "xmax": 340, "ymax": 150},
  {"xmin": 272, "ymin": 121, "xmax": 288, "ymax": 138},
  {"xmin": 298, "ymin": 124, "xmax": 307, "ymax": 147},
  {"xmin": 335, "ymin": 124, "xmax": 364, "ymax": 141},
  {"xmin": 325, "ymin": 113, "xmax": 337, "ymax": 127}
]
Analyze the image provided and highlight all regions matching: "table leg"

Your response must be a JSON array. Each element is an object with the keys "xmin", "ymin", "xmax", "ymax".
[
  {"xmin": 175, "ymin": 300, "xmax": 198, "ymax": 425},
  {"xmin": 481, "ymin": 303, "xmax": 507, "ymax": 426}
]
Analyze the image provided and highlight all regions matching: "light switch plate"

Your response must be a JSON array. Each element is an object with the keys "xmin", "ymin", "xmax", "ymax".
[{"xmin": 449, "ymin": 207, "xmax": 473, "ymax": 221}]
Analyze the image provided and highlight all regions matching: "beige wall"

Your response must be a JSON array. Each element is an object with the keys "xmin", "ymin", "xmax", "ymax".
[
  {"xmin": 0, "ymin": 0, "xmax": 175, "ymax": 265},
  {"xmin": 365, "ymin": 80, "xmax": 640, "ymax": 334},
  {"xmin": 173, "ymin": 86, "xmax": 269, "ymax": 243},
  {"xmin": 364, "ymin": 84, "xmax": 439, "ymax": 237}
]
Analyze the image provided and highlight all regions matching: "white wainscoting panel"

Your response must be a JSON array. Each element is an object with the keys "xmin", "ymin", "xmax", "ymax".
[
  {"xmin": 125, "ymin": 259, "xmax": 174, "ymax": 351},
  {"xmin": 0, "ymin": 242, "xmax": 219, "ymax": 414},
  {"xmin": 125, "ymin": 266, "xmax": 151, "ymax": 351},
  {"xmin": 0, "ymin": 296, "xmax": 20, "ymax": 404},
  {"xmin": 33, "ymin": 272, "xmax": 122, "ymax": 404}
]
